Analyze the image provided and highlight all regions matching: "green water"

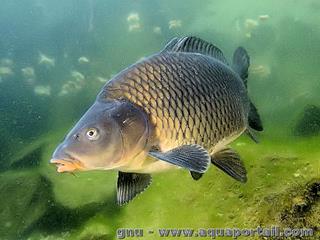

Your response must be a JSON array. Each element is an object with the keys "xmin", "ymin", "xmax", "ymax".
[{"xmin": 0, "ymin": 0, "xmax": 319, "ymax": 239}]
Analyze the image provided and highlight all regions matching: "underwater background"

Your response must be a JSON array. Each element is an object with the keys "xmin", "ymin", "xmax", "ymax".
[{"xmin": 0, "ymin": 0, "xmax": 319, "ymax": 239}]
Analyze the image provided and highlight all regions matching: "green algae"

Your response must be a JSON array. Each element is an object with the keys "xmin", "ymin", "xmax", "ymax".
[
  {"xmin": 108, "ymin": 138, "xmax": 319, "ymax": 239},
  {"xmin": 0, "ymin": 171, "xmax": 52, "ymax": 239},
  {"xmin": 22, "ymin": 136, "xmax": 318, "ymax": 240}
]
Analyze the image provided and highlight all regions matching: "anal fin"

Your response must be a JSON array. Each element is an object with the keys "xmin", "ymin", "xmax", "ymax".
[
  {"xmin": 211, "ymin": 148, "xmax": 247, "ymax": 183},
  {"xmin": 190, "ymin": 171, "xmax": 203, "ymax": 181}
]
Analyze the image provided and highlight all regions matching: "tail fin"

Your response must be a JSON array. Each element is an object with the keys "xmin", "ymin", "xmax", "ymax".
[
  {"xmin": 233, "ymin": 47, "xmax": 263, "ymax": 132},
  {"xmin": 232, "ymin": 47, "xmax": 250, "ymax": 86}
]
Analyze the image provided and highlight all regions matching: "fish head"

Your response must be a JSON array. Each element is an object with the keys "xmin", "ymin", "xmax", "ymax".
[{"xmin": 50, "ymin": 99, "xmax": 150, "ymax": 173}]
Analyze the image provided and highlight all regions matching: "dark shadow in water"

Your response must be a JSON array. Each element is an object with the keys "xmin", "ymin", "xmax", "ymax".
[
  {"xmin": 0, "ymin": 173, "xmax": 52, "ymax": 239},
  {"xmin": 9, "ymin": 145, "xmax": 44, "ymax": 171},
  {"xmin": 0, "ymin": 170, "xmax": 121, "ymax": 240},
  {"xmin": 0, "ymin": 138, "xmax": 10, "ymax": 170},
  {"xmin": 22, "ymin": 177, "xmax": 121, "ymax": 239},
  {"xmin": 293, "ymin": 105, "xmax": 320, "ymax": 137},
  {"xmin": 29, "ymin": 195, "xmax": 120, "ymax": 236}
]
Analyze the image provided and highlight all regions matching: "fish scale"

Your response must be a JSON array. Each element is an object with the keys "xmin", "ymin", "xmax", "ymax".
[{"xmin": 101, "ymin": 52, "xmax": 248, "ymax": 153}]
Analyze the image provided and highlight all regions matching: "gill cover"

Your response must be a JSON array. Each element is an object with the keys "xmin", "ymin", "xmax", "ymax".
[{"xmin": 111, "ymin": 100, "xmax": 151, "ymax": 162}]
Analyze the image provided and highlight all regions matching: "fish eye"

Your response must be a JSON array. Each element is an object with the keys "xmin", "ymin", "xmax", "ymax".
[{"xmin": 86, "ymin": 128, "xmax": 99, "ymax": 141}]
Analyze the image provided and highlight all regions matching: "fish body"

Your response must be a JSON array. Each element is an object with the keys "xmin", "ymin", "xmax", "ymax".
[
  {"xmin": 51, "ymin": 37, "xmax": 263, "ymax": 205},
  {"xmin": 101, "ymin": 51, "xmax": 249, "ymax": 172},
  {"xmin": 78, "ymin": 56, "xmax": 90, "ymax": 64},
  {"xmin": 38, "ymin": 53, "xmax": 55, "ymax": 67}
]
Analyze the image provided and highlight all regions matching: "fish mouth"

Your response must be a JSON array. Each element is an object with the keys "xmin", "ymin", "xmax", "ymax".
[{"xmin": 50, "ymin": 157, "xmax": 86, "ymax": 173}]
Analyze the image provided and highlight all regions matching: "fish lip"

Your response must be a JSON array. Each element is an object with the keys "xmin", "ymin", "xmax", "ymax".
[{"xmin": 50, "ymin": 155, "xmax": 86, "ymax": 173}]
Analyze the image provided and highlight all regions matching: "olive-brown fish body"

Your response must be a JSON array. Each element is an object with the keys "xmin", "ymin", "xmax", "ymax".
[
  {"xmin": 50, "ymin": 37, "xmax": 263, "ymax": 205},
  {"xmin": 98, "ymin": 52, "xmax": 249, "ymax": 172}
]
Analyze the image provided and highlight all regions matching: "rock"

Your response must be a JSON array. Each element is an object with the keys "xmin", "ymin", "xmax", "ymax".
[
  {"xmin": 257, "ymin": 179, "xmax": 320, "ymax": 239},
  {"xmin": 0, "ymin": 171, "xmax": 52, "ymax": 239},
  {"xmin": 294, "ymin": 105, "xmax": 320, "ymax": 137}
]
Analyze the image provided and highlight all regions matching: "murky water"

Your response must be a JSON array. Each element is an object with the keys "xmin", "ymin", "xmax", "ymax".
[{"xmin": 0, "ymin": 0, "xmax": 319, "ymax": 239}]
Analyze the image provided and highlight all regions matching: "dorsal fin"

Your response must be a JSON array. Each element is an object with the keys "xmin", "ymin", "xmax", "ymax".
[
  {"xmin": 162, "ymin": 36, "xmax": 228, "ymax": 65},
  {"xmin": 232, "ymin": 47, "xmax": 250, "ymax": 86}
]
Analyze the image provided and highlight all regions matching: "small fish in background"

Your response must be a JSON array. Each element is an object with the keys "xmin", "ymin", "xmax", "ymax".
[
  {"xmin": 21, "ymin": 67, "xmax": 35, "ymax": 78},
  {"xmin": 244, "ymin": 18, "xmax": 259, "ymax": 30},
  {"xmin": 59, "ymin": 71, "xmax": 85, "ymax": 96},
  {"xmin": 127, "ymin": 12, "xmax": 141, "ymax": 32},
  {"xmin": 250, "ymin": 64, "xmax": 271, "ymax": 78},
  {"xmin": 128, "ymin": 23, "xmax": 141, "ymax": 32},
  {"xmin": 127, "ymin": 12, "xmax": 139, "ymax": 22},
  {"xmin": 98, "ymin": 73, "xmax": 116, "ymax": 84},
  {"xmin": 153, "ymin": 26, "xmax": 162, "ymax": 34},
  {"xmin": 244, "ymin": 18, "xmax": 259, "ymax": 38},
  {"xmin": 96, "ymin": 76, "xmax": 108, "ymax": 83},
  {"xmin": 51, "ymin": 36, "xmax": 263, "ymax": 205},
  {"xmin": 168, "ymin": 19, "xmax": 182, "ymax": 29},
  {"xmin": 38, "ymin": 53, "xmax": 55, "ymax": 67},
  {"xmin": 259, "ymin": 14, "xmax": 270, "ymax": 21},
  {"xmin": 0, "ymin": 66, "xmax": 13, "ymax": 77},
  {"xmin": 34, "ymin": 85, "xmax": 51, "ymax": 96},
  {"xmin": 243, "ymin": 15, "xmax": 270, "ymax": 38},
  {"xmin": 78, "ymin": 56, "xmax": 90, "ymax": 64},
  {"xmin": 0, "ymin": 61, "xmax": 14, "ymax": 83},
  {"xmin": 71, "ymin": 71, "xmax": 85, "ymax": 82},
  {"xmin": 21, "ymin": 67, "xmax": 36, "ymax": 85},
  {"xmin": 59, "ymin": 81, "xmax": 81, "ymax": 96},
  {"xmin": 0, "ymin": 58, "xmax": 14, "ymax": 83}
]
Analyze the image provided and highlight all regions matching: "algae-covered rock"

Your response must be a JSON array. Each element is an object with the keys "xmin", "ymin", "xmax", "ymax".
[
  {"xmin": 294, "ymin": 105, "xmax": 320, "ymax": 137},
  {"xmin": 0, "ymin": 171, "xmax": 52, "ymax": 239},
  {"xmin": 256, "ymin": 179, "xmax": 320, "ymax": 240}
]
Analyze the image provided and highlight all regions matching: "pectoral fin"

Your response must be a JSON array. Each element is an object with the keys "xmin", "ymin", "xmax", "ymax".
[
  {"xmin": 148, "ymin": 144, "xmax": 210, "ymax": 173},
  {"xmin": 117, "ymin": 171, "xmax": 152, "ymax": 206},
  {"xmin": 211, "ymin": 148, "xmax": 247, "ymax": 183}
]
